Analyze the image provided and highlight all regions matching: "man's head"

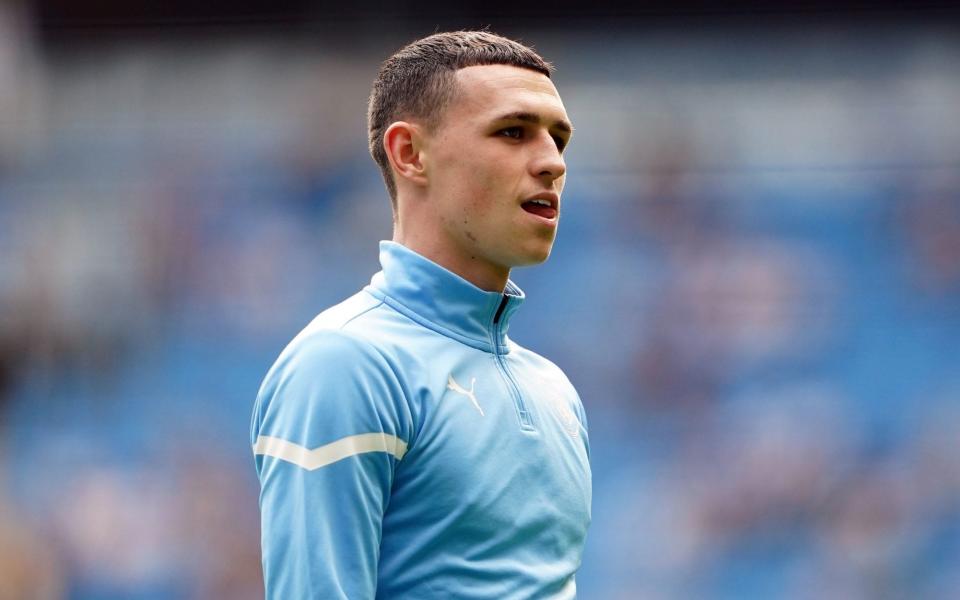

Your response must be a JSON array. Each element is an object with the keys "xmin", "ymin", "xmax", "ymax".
[
  {"xmin": 367, "ymin": 31, "xmax": 572, "ymax": 290},
  {"xmin": 368, "ymin": 31, "xmax": 554, "ymax": 202}
]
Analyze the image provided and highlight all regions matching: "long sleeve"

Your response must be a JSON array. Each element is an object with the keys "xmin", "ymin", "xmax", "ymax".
[{"xmin": 251, "ymin": 330, "xmax": 412, "ymax": 600}]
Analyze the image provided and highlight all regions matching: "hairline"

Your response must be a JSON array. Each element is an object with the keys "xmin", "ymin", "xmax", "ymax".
[{"xmin": 413, "ymin": 63, "xmax": 555, "ymax": 134}]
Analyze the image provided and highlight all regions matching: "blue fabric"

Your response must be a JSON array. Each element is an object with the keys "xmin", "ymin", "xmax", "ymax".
[{"xmin": 252, "ymin": 241, "xmax": 592, "ymax": 599}]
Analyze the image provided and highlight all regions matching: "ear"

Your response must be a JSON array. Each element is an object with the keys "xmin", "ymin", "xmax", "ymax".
[{"xmin": 384, "ymin": 121, "xmax": 428, "ymax": 188}]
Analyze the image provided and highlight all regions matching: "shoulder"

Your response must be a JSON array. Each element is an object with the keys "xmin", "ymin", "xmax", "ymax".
[
  {"xmin": 284, "ymin": 290, "xmax": 393, "ymax": 363},
  {"xmin": 510, "ymin": 342, "xmax": 575, "ymax": 387},
  {"xmin": 256, "ymin": 291, "xmax": 406, "ymax": 405},
  {"xmin": 511, "ymin": 342, "xmax": 586, "ymax": 415},
  {"xmin": 269, "ymin": 325, "xmax": 396, "ymax": 395},
  {"xmin": 299, "ymin": 289, "xmax": 386, "ymax": 337},
  {"xmin": 252, "ymin": 296, "xmax": 414, "ymax": 446}
]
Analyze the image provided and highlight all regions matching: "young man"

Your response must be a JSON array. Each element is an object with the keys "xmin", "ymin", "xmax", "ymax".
[{"xmin": 251, "ymin": 31, "xmax": 591, "ymax": 599}]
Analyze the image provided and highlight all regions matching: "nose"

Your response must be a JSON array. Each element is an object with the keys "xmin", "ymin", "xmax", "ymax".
[{"xmin": 530, "ymin": 134, "xmax": 566, "ymax": 183}]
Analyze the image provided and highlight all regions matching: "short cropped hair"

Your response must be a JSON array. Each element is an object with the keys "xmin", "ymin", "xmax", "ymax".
[{"xmin": 367, "ymin": 30, "xmax": 553, "ymax": 205}]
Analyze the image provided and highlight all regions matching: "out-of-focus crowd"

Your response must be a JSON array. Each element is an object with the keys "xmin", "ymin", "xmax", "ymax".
[{"xmin": 1, "ymin": 9, "xmax": 959, "ymax": 598}]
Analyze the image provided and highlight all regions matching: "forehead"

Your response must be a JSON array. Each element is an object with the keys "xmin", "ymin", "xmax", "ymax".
[{"xmin": 448, "ymin": 64, "xmax": 567, "ymax": 122}]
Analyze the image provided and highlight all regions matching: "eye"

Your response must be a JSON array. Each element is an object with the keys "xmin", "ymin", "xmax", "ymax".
[
  {"xmin": 552, "ymin": 135, "xmax": 568, "ymax": 152},
  {"xmin": 498, "ymin": 126, "xmax": 523, "ymax": 140}
]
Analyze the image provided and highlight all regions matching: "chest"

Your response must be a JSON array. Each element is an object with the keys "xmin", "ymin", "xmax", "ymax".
[{"xmin": 388, "ymin": 349, "xmax": 592, "ymax": 541}]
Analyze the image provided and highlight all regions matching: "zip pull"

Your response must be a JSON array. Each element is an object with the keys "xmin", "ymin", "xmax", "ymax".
[{"xmin": 493, "ymin": 294, "xmax": 509, "ymax": 324}]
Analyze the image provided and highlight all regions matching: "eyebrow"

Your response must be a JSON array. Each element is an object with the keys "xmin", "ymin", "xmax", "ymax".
[{"xmin": 496, "ymin": 111, "xmax": 574, "ymax": 135}]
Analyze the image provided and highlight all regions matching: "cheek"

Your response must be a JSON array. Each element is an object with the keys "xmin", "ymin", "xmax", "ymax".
[
  {"xmin": 433, "ymin": 141, "xmax": 520, "ymax": 223},
  {"xmin": 453, "ymin": 164, "xmax": 501, "ymax": 211}
]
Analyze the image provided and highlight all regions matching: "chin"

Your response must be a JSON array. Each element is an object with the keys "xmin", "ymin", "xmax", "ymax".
[{"xmin": 513, "ymin": 244, "xmax": 554, "ymax": 267}]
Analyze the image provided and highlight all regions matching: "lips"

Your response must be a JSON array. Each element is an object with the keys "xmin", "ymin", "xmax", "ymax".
[{"xmin": 521, "ymin": 193, "xmax": 559, "ymax": 220}]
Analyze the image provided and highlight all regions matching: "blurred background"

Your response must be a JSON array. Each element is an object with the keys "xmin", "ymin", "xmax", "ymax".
[{"xmin": 2, "ymin": 1, "xmax": 960, "ymax": 598}]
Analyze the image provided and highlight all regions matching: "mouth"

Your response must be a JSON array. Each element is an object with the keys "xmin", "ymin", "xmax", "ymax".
[{"xmin": 521, "ymin": 192, "xmax": 559, "ymax": 221}]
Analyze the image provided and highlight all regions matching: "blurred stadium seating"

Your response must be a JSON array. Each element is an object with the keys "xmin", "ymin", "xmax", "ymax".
[{"xmin": 1, "ymin": 2, "xmax": 959, "ymax": 598}]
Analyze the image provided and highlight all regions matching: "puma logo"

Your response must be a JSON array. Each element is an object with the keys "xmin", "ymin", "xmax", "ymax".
[{"xmin": 446, "ymin": 374, "xmax": 484, "ymax": 416}]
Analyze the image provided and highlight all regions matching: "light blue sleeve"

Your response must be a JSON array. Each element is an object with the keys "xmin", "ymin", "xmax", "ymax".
[
  {"xmin": 575, "ymin": 391, "xmax": 590, "ymax": 461},
  {"xmin": 250, "ymin": 330, "xmax": 412, "ymax": 600}
]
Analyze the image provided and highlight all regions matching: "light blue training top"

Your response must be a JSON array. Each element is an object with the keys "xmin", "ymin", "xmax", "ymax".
[{"xmin": 251, "ymin": 241, "xmax": 592, "ymax": 599}]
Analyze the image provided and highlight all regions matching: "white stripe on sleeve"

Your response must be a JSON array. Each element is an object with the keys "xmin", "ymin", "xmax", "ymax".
[{"xmin": 253, "ymin": 433, "xmax": 408, "ymax": 471}]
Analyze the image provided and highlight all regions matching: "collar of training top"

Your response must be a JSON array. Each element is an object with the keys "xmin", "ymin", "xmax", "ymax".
[{"xmin": 364, "ymin": 241, "xmax": 525, "ymax": 354}]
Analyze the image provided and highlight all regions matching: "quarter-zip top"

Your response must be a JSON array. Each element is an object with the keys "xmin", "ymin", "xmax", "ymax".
[
  {"xmin": 491, "ymin": 292, "xmax": 534, "ymax": 430},
  {"xmin": 364, "ymin": 241, "xmax": 524, "ymax": 354},
  {"xmin": 252, "ymin": 239, "xmax": 591, "ymax": 599}
]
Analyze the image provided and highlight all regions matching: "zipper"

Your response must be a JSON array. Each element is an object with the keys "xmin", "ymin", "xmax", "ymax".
[{"xmin": 492, "ymin": 294, "xmax": 534, "ymax": 430}]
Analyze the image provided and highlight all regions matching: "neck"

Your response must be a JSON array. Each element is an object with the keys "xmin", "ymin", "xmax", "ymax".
[{"xmin": 393, "ymin": 226, "xmax": 509, "ymax": 293}]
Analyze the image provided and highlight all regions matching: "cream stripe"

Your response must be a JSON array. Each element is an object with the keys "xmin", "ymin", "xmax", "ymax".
[
  {"xmin": 253, "ymin": 433, "xmax": 408, "ymax": 471},
  {"xmin": 558, "ymin": 576, "xmax": 576, "ymax": 599}
]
